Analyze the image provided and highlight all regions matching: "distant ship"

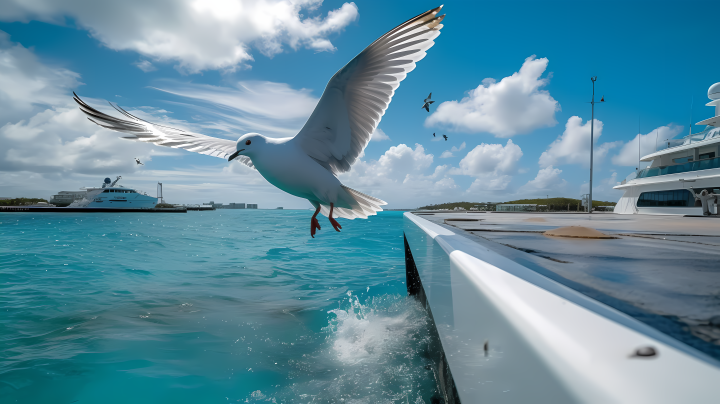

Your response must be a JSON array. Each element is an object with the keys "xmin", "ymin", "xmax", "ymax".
[
  {"xmin": 68, "ymin": 176, "xmax": 158, "ymax": 208},
  {"xmin": 614, "ymin": 83, "xmax": 720, "ymax": 215}
]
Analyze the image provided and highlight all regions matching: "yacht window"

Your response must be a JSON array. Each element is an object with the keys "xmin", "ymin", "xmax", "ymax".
[
  {"xmin": 103, "ymin": 189, "xmax": 109, "ymax": 193},
  {"xmin": 672, "ymin": 157, "xmax": 692, "ymax": 164},
  {"xmin": 637, "ymin": 189, "xmax": 694, "ymax": 207},
  {"xmin": 699, "ymin": 152, "xmax": 716, "ymax": 160}
]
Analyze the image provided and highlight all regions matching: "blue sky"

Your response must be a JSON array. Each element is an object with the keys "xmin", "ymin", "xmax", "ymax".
[{"xmin": 1, "ymin": 0, "xmax": 719, "ymax": 208}]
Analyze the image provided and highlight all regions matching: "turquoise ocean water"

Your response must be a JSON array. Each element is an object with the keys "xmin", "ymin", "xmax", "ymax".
[{"xmin": 1, "ymin": 210, "xmax": 439, "ymax": 403}]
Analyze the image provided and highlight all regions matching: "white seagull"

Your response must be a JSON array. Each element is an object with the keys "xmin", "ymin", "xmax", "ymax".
[{"xmin": 74, "ymin": 6, "xmax": 445, "ymax": 238}]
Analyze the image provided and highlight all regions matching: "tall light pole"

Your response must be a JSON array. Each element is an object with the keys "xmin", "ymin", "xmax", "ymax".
[{"xmin": 589, "ymin": 77, "xmax": 604, "ymax": 213}]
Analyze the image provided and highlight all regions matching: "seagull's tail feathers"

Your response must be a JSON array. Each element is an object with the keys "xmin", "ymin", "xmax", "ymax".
[{"xmin": 318, "ymin": 186, "xmax": 387, "ymax": 220}]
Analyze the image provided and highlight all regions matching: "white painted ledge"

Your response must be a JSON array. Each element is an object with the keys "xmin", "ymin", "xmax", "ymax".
[{"xmin": 404, "ymin": 212, "xmax": 720, "ymax": 403}]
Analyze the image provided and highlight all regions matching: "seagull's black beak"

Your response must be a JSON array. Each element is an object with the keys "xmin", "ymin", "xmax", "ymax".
[{"xmin": 228, "ymin": 149, "xmax": 244, "ymax": 161}]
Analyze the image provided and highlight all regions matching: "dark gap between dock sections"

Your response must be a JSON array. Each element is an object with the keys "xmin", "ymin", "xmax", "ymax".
[
  {"xmin": 472, "ymin": 234, "xmax": 573, "ymax": 264},
  {"xmin": 619, "ymin": 234, "xmax": 720, "ymax": 247},
  {"xmin": 443, "ymin": 218, "xmax": 481, "ymax": 222},
  {"xmin": 404, "ymin": 234, "xmax": 461, "ymax": 404}
]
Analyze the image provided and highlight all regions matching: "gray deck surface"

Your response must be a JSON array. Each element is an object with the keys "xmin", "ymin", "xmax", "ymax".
[{"xmin": 414, "ymin": 211, "xmax": 720, "ymax": 359}]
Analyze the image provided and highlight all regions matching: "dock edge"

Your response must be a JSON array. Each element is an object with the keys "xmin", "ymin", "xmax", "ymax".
[{"xmin": 403, "ymin": 212, "xmax": 720, "ymax": 403}]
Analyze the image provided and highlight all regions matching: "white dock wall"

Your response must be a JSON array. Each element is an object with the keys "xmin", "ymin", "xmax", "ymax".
[{"xmin": 404, "ymin": 212, "xmax": 720, "ymax": 403}]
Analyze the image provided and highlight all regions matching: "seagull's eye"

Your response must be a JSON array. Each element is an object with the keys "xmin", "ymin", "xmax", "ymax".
[{"xmin": 245, "ymin": 140, "xmax": 251, "ymax": 145}]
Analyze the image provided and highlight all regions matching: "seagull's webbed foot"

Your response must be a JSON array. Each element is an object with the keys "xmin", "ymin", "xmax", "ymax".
[
  {"xmin": 329, "ymin": 217, "xmax": 342, "ymax": 232},
  {"xmin": 310, "ymin": 205, "xmax": 321, "ymax": 238},
  {"xmin": 311, "ymin": 217, "xmax": 321, "ymax": 237},
  {"xmin": 329, "ymin": 203, "xmax": 342, "ymax": 233}
]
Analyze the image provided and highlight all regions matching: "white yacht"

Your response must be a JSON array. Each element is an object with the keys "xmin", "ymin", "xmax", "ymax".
[
  {"xmin": 68, "ymin": 176, "xmax": 158, "ymax": 208},
  {"xmin": 614, "ymin": 83, "xmax": 720, "ymax": 215}
]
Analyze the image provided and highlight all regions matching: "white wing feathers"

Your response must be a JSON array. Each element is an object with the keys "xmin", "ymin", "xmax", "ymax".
[
  {"xmin": 73, "ymin": 93, "xmax": 254, "ymax": 169},
  {"xmin": 294, "ymin": 6, "xmax": 445, "ymax": 175}
]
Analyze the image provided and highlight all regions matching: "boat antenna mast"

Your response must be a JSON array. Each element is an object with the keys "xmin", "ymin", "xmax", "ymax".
[
  {"xmin": 589, "ymin": 76, "xmax": 604, "ymax": 213},
  {"xmin": 110, "ymin": 176, "xmax": 122, "ymax": 187},
  {"xmin": 689, "ymin": 96, "xmax": 694, "ymax": 137}
]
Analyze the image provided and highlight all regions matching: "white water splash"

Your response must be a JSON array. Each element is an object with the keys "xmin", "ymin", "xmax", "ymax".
[{"xmin": 328, "ymin": 294, "xmax": 416, "ymax": 366}]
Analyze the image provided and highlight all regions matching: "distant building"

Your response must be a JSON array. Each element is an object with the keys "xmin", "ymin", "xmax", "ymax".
[
  {"xmin": 49, "ymin": 191, "xmax": 87, "ymax": 207},
  {"xmin": 496, "ymin": 204, "xmax": 537, "ymax": 212},
  {"xmin": 209, "ymin": 202, "xmax": 246, "ymax": 209},
  {"xmin": 276, "ymin": 207, "xmax": 283, "ymax": 209},
  {"xmin": 247, "ymin": 204, "xmax": 258, "ymax": 209}
]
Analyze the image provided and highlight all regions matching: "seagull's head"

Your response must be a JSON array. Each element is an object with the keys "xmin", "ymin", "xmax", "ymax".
[{"xmin": 228, "ymin": 133, "xmax": 265, "ymax": 161}]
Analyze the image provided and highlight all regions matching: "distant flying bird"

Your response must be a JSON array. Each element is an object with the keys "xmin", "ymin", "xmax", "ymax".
[
  {"xmin": 135, "ymin": 158, "xmax": 144, "ymax": 165},
  {"xmin": 432, "ymin": 132, "xmax": 435, "ymax": 137},
  {"xmin": 74, "ymin": 6, "xmax": 446, "ymax": 238},
  {"xmin": 443, "ymin": 134, "xmax": 448, "ymax": 141},
  {"xmin": 422, "ymin": 93, "xmax": 434, "ymax": 112}
]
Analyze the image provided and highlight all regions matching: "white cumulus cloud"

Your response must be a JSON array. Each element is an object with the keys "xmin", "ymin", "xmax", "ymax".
[
  {"xmin": 0, "ymin": 0, "xmax": 359, "ymax": 73},
  {"xmin": 339, "ymin": 144, "xmax": 464, "ymax": 205},
  {"xmin": 611, "ymin": 124, "xmax": 684, "ymax": 167},
  {"xmin": 448, "ymin": 140, "xmax": 522, "ymax": 194},
  {"xmin": 0, "ymin": 31, "xmax": 81, "ymax": 124},
  {"xmin": 451, "ymin": 140, "xmax": 523, "ymax": 177},
  {"xmin": 370, "ymin": 127, "xmax": 390, "ymax": 142},
  {"xmin": 439, "ymin": 141, "xmax": 465, "ymax": 158},
  {"xmin": 134, "ymin": 60, "xmax": 157, "ymax": 72},
  {"xmin": 467, "ymin": 175, "xmax": 512, "ymax": 192},
  {"xmin": 374, "ymin": 143, "xmax": 434, "ymax": 181},
  {"xmin": 539, "ymin": 116, "xmax": 622, "ymax": 168},
  {"xmin": 523, "ymin": 165, "xmax": 567, "ymax": 191},
  {"xmin": 0, "ymin": 32, "xmax": 148, "ymax": 175},
  {"xmin": 425, "ymin": 56, "xmax": 560, "ymax": 137}
]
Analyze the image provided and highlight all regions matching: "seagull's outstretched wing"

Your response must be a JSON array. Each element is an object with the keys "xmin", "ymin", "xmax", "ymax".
[
  {"xmin": 73, "ymin": 93, "xmax": 254, "ymax": 168},
  {"xmin": 294, "ymin": 6, "xmax": 445, "ymax": 174}
]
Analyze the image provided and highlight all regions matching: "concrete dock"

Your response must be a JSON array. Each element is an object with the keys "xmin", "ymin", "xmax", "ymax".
[
  {"xmin": 419, "ymin": 211, "xmax": 720, "ymax": 358},
  {"xmin": 404, "ymin": 212, "xmax": 720, "ymax": 403}
]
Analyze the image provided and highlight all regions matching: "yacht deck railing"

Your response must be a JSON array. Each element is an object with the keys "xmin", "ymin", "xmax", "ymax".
[{"xmin": 636, "ymin": 156, "xmax": 720, "ymax": 179}]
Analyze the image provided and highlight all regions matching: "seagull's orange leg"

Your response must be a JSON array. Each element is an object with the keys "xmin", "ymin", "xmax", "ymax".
[
  {"xmin": 310, "ymin": 205, "xmax": 321, "ymax": 238},
  {"xmin": 329, "ymin": 203, "xmax": 342, "ymax": 232}
]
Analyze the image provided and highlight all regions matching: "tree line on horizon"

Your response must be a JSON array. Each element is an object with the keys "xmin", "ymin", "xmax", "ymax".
[
  {"xmin": 0, "ymin": 198, "xmax": 49, "ymax": 206},
  {"xmin": 417, "ymin": 197, "xmax": 617, "ymax": 211}
]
